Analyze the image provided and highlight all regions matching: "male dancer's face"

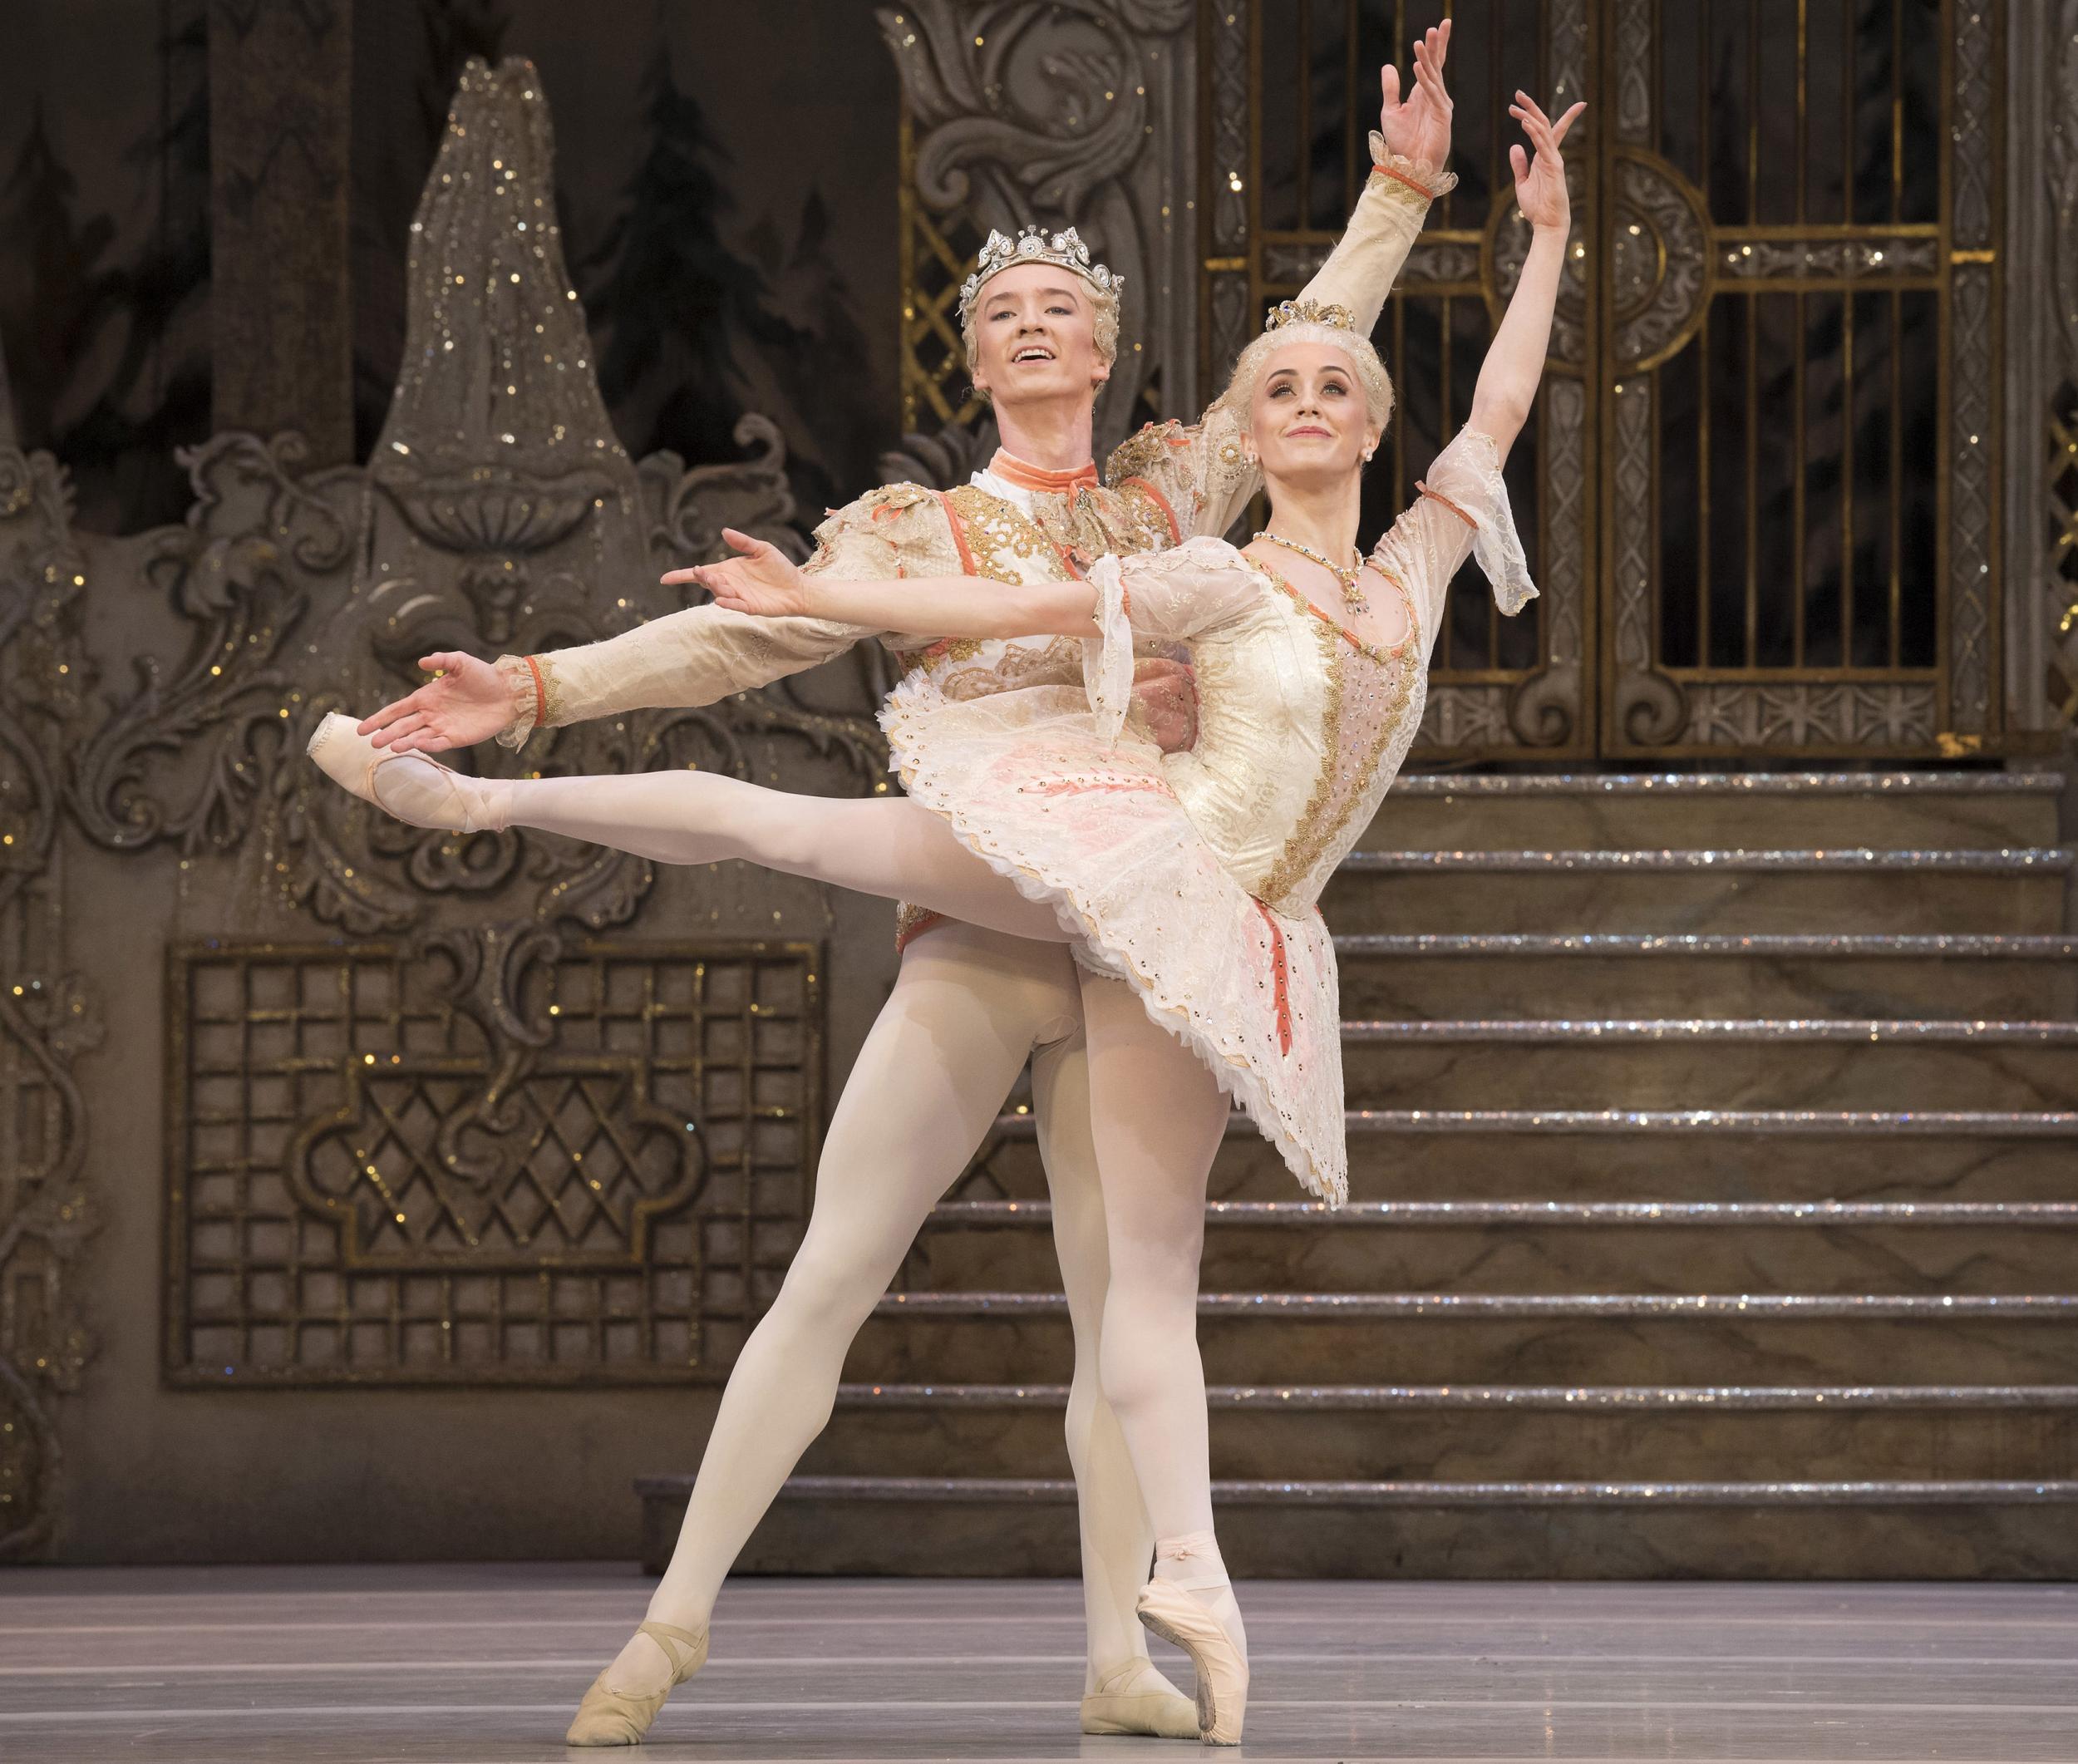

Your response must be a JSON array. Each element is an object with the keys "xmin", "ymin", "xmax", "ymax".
[{"xmin": 968, "ymin": 264, "xmax": 1111, "ymax": 415}]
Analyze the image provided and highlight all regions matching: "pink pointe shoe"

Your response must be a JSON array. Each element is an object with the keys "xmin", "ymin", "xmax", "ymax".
[
  {"xmin": 306, "ymin": 711, "xmax": 502, "ymax": 833},
  {"xmin": 1136, "ymin": 1532, "xmax": 1248, "ymax": 1745}
]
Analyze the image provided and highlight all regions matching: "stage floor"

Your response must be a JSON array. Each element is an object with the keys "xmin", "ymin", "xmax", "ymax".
[{"xmin": 0, "ymin": 1565, "xmax": 2073, "ymax": 1762}]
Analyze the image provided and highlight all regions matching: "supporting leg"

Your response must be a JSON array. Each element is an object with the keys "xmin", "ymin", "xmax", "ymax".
[
  {"xmin": 1031, "ymin": 1029, "xmax": 1159, "ymax": 1693},
  {"xmin": 581, "ymin": 932, "xmax": 1044, "ymax": 1719},
  {"xmin": 1076, "ymin": 969, "xmax": 1250, "ymax": 1742},
  {"xmin": 1076, "ymin": 973, "xmax": 1230, "ymax": 1543}
]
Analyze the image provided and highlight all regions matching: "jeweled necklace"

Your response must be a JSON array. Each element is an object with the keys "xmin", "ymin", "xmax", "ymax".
[{"xmin": 1253, "ymin": 530, "xmax": 1369, "ymax": 615}]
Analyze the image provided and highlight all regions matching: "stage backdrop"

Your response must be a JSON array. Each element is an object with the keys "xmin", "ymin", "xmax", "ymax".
[{"xmin": 1, "ymin": 0, "xmax": 2075, "ymax": 1570}]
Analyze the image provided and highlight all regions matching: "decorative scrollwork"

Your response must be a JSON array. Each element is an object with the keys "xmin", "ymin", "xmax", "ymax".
[
  {"xmin": 1606, "ymin": 152, "xmax": 1711, "ymax": 373},
  {"xmin": 67, "ymin": 443, "xmax": 330, "ymax": 856},
  {"xmin": 0, "ymin": 407, "xmax": 103, "ymax": 1559},
  {"xmin": 643, "ymin": 415, "xmax": 810, "ymax": 566},
  {"xmin": 2044, "ymin": 3, "xmax": 2078, "ymax": 723},
  {"xmin": 1609, "ymin": 377, "xmax": 1686, "ymax": 746},
  {"xmin": 883, "ymin": 0, "xmax": 1196, "ymax": 438},
  {"xmin": 1684, "ymin": 683, "xmax": 1940, "ymax": 749}
]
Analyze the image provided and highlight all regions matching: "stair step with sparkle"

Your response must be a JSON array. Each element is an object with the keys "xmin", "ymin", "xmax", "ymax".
[
  {"xmin": 965, "ymin": 1109, "xmax": 2078, "ymax": 1203},
  {"xmin": 1334, "ymin": 934, "xmax": 2078, "ymax": 1020},
  {"xmin": 1317, "ymin": 846, "xmax": 2071, "ymax": 934},
  {"xmin": 846, "ymin": 1291, "xmax": 2078, "ymax": 1387},
  {"xmin": 1333, "ymin": 1018, "xmax": 2078, "ymax": 1112},
  {"xmin": 670, "ymin": 1473, "xmax": 2078, "ymax": 1579},
  {"xmin": 1363, "ymin": 771, "xmax": 2066, "ymax": 853},
  {"xmin": 904, "ymin": 1199, "xmax": 2078, "ymax": 1297},
  {"xmin": 800, "ymin": 1381, "xmax": 2078, "ymax": 1485}
]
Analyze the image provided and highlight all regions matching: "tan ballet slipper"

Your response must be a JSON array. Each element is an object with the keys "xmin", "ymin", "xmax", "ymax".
[
  {"xmin": 564, "ymin": 1619, "xmax": 709, "ymax": 1747},
  {"xmin": 1079, "ymin": 1655, "xmax": 1201, "ymax": 1738},
  {"xmin": 1136, "ymin": 1578, "xmax": 1248, "ymax": 1746},
  {"xmin": 305, "ymin": 711, "xmax": 498, "ymax": 833}
]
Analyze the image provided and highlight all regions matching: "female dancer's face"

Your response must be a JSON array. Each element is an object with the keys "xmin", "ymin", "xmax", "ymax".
[
  {"xmin": 969, "ymin": 266, "xmax": 1110, "ymax": 407},
  {"xmin": 1247, "ymin": 342, "xmax": 1378, "ymax": 490}
]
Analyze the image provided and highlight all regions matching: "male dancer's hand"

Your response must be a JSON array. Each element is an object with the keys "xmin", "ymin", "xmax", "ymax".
[
  {"xmin": 356, "ymin": 653, "xmax": 512, "ymax": 754},
  {"xmin": 671, "ymin": 528, "xmax": 811, "ymax": 618},
  {"xmin": 1378, "ymin": 19, "xmax": 1453, "ymax": 166},
  {"xmin": 1130, "ymin": 658, "xmax": 1198, "ymax": 753}
]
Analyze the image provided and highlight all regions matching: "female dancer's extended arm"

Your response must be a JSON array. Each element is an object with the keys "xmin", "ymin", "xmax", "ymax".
[
  {"xmin": 1465, "ymin": 91, "xmax": 1584, "ymax": 460},
  {"xmin": 684, "ymin": 533, "xmax": 1101, "ymax": 641}
]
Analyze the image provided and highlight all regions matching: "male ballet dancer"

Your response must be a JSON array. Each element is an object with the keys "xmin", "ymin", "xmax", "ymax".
[{"xmin": 358, "ymin": 32, "xmax": 1455, "ymax": 1744}]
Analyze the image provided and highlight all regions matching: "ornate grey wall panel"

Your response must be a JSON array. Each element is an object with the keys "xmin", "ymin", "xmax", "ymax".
[{"xmin": 4, "ymin": 57, "xmax": 892, "ymax": 1561}]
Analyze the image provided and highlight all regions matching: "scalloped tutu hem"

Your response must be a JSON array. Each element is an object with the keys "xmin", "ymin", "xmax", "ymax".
[{"xmin": 881, "ymin": 682, "xmax": 1348, "ymax": 1205}]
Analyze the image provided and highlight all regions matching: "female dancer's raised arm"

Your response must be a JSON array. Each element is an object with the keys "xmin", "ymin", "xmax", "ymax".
[
  {"xmin": 1466, "ymin": 91, "xmax": 1583, "ymax": 457},
  {"xmin": 678, "ymin": 533, "xmax": 1101, "ymax": 640}
]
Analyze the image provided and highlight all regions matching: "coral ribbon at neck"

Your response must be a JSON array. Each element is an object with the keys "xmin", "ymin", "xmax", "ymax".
[{"xmin": 989, "ymin": 448, "xmax": 1099, "ymax": 496}]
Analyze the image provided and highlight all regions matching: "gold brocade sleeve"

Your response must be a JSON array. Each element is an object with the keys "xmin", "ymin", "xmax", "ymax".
[{"xmin": 491, "ymin": 486, "xmax": 946, "ymax": 750}]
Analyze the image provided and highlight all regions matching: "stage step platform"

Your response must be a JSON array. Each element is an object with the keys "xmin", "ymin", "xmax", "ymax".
[{"xmin": 643, "ymin": 769, "xmax": 2078, "ymax": 1579}]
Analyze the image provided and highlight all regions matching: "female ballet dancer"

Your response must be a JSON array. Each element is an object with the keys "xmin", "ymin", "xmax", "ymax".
[{"xmin": 312, "ymin": 91, "xmax": 1577, "ymax": 1745}]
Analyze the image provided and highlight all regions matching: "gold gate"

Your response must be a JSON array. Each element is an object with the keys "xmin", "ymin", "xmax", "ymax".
[{"xmin": 1203, "ymin": 0, "xmax": 2006, "ymax": 761}]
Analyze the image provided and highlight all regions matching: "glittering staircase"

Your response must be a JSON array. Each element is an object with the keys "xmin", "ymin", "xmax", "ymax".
[{"xmin": 642, "ymin": 771, "xmax": 2078, "ymax": 1578}]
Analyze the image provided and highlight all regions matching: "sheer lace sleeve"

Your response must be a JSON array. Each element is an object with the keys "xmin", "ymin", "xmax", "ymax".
[
  {"xmin": 1082, "ymin": 538, "xmax": 1263, "ymax": 742},
  {"xmin": 1369, "ymin": 427, "xmax": 1538, "ymax": 644}
]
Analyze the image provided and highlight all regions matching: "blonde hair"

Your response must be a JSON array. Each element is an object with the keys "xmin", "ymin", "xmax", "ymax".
[
  {"xmin": 960, "ymin": 276, "xmax": 1122, "ymax": 402},
  {"xmin": 1219, "ymin": 322, "xmax": 1394, "ymax": 433}
]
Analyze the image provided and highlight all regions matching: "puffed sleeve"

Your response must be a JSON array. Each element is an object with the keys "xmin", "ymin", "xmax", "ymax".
[
  {"xmin": 1082, "ymin": 537, "xmax": 1264, "ymax": 743},
  {"xmin": 1307, "ymin": 137, "xmax": 1455, "ymax": 340},
  {"xmin": 492, "ymin": 486, "xmax": 943, "ymax": 750},
  {"xmin": 1367, "ymin": 427, "xmax": 1537, "ymax": 650}
]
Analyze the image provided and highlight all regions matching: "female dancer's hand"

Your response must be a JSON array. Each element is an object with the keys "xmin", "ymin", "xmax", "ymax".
[
  {"xmin": 1377, "ymin": 20, "xmax": 1453, "ymax": 167},
  {"xmin": 667, "ymin": 528, "xmax": 813, "ymax": 618},
  {"xmin": 356, "ymin": 653, "xmax": 512, "ymax": 754},
  {"xmin": 1508, "ymin": 91, "xmax": 1585, "ymax": 232}
]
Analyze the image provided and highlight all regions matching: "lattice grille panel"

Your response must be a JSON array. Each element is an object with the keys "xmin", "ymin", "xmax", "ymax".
[{"xmin": 164, "ymin": 939, "xmax": 821, "ymax": 1387}]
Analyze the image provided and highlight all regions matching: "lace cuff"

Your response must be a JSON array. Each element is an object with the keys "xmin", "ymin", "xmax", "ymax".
[
  {"xmin": 1081, "ymin": 554, "xmax": 1137, "ymax": 747},
  {"xmin": 1366, "ymin": 135, "xmax": 1458, "ymax": 200},
  {"xmin": 1423, "ymin": 431, "xmax": 1539, "ymax": 616},
  {"xmin": 491, "ymin": 653, "xmax": 546, "ymax": 751}
]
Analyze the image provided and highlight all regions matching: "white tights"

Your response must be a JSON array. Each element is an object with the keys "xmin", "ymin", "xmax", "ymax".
[
  {"xmin": 474, "ymin": 767, "xmax": 1071, "ymax": 945},
  {"xmin": 392, "ymin": 761, "xmax": 1235, "ymax": 1683}
]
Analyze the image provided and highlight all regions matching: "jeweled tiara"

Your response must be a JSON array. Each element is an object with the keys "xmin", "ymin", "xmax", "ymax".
[
  {"xmin": 958, "ymin": 224, "xmax": 1122, "ymax": 320},
  {"xmin": 1263, "ymin": 298, "xmax": 1357, "ymax": 333}
]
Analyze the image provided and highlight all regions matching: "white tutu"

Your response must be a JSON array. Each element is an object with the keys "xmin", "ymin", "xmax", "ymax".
[{"xmin": 882, "ymin": 678, "xmax": 1351, "ymax": 1204}]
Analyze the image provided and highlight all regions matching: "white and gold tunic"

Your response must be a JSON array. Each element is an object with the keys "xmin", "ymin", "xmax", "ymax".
[
  {"xmin": 884, "ymin": 429, "xmax": 1537, "ymax": 1204},
  {"xmin": 486, "ymin": 155, "xmax": 1452, "ymax": 952}
]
